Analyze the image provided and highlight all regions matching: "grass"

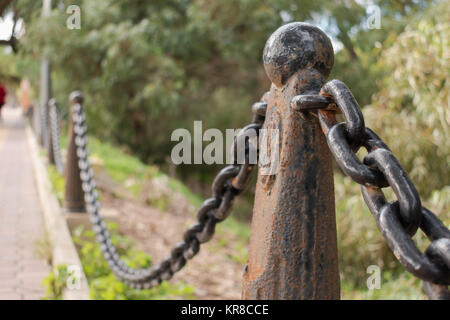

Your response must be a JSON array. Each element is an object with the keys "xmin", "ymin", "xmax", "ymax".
[
  {"xmin": 60, "ymin": 135, "xmax": 159, "ymax": 198},
  {"xmin": 47, "ymin": 165, "xmax": 65, "ymax": 204},
  {"xmin": 42, "ymin": 265, "xmax": 71, "ymax": 300},
  {"xmin": 72, "ymin": 224, "xmax": 195, "ymax": 300},
  {"xmin": 60, "ymin": 133, "xmax": 252, "ymax": 251},
  {"xmin": 341, "ymin": 271, "xmax": 427, "ymax": 300}
]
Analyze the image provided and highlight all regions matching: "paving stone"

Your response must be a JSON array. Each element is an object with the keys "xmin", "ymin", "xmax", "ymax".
[{"xmin": 0, "ymin": 292, "xmax": 22, "ymax": 300}]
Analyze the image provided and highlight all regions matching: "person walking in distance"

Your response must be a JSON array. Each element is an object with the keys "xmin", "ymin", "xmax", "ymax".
[{"xmin": 0, "ymin": 83, "xmax": 7, "ymax": 120}]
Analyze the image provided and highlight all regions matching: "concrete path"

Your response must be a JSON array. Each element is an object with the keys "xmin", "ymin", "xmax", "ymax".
[{"xmin": 0, "ymin": 106, "xmax": 50, "ymax": 300}]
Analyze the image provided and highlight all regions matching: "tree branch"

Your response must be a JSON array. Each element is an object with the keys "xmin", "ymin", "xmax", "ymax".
[{"xmin": 0, "ymin": 0, "xmax": 18, "ymax": 53}]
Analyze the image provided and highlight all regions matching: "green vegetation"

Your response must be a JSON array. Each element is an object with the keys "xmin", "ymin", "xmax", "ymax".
[
  {"xmin": 47, "ymin": 164, "xmax": 65, "ymax": 204},
  {"xmin": 42, "ymin": 264, "xmax": 70, "ymax": 300},
  {"xmin": 86, "ymin": 136, "xmax": 158, "ymax": 187},
  {"xmin": 342, "ymin": 271, "xmax": 427, "ymax": 300},
  {"xmin": 365, "ymin": 3, "xmax": 450, "ymax": 197},
  {"xmin": 33, "ymin": 230, "xmax": 52, "ymax": 266},
  {"xmin": 84, "ymin": 134, "xmax": 254, "ymax": 260},
  {"xmin": 41, "ymin": 223, "xmax": 194, "ymax": 300},
  {"xmin": 12, "ymin": 0, "xmax": 437, "ymax": 174},
  {"xmin": 72, "ymin": 224, "xmax": 194, "ymax": 300}
]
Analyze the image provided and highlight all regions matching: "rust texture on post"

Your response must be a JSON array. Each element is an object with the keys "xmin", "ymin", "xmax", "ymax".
[
  {"xmin": 242, "ymin": 22, "xmax": 340, "ymax": 299},
  {"xmin": 64, "ymin": 91, "xmax": 86, "ymax": 213}
]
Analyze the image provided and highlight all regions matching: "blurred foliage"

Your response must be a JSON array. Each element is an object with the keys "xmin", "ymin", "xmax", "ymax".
[
  {"xmin": 341, "ymin": 270, "xmax": 427, "ymax": 300},
  {"xmin": 0, "ymin": 50, "xmax": 20, "ymax": 84},
  {"xmin": 364, "ymin": 2, "xmax": 449, "ymax": 196},
  {"xmin": 11, "ymin": 0, "xmax": 435, "ymax": 177},
  {"xmin": 72, "ymin": 223, "xmax": 195, "ymax": 300},
  {"xmin": 47, "ymin": 164, "xmax": 65, "ymax": 203},
  {"xmin": 42, "ymin": 264, "xmax": 70, "ymax": 300}
]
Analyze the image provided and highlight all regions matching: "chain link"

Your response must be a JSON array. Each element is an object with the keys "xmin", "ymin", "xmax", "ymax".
[
  {"xmin": 48, "ymin": 99, "xmax": 65, "ymax": 174},
  {"xmin": 317, "ymin": 79, "xmax": 450, "ymax": 300},
  {"xmin": 70, "ymin": 100, "xmax": 266, "ymax": 289}
]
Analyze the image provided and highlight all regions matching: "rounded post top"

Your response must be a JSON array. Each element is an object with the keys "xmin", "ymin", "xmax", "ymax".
[
  {"xmin": 263, "ymin": 22, "xmax": 334, "ymax": 88},
  {"xmin": 69, "ymin": 91, "xmax": 83, "ymax": 104}
]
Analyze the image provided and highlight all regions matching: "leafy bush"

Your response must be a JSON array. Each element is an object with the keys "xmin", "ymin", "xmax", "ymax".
[
  {"xmin": 364, "ymin": 3, "xmax": 449, "ymax": 197},
  {"xmin": 335, "ymin": 4, "xmax": 450, "ymax": 297}
]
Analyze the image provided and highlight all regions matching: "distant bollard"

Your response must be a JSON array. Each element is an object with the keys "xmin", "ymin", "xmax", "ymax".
[
  {"xmin": 64, "ymin": 91, "xmax": 86, "ymax": 213},
  {"xmin": 242, "ymin": 22, "xmax": 340, "ymax": 299},
  {"xmin": 38, "ymin": 103, "xmax": 46, "ymax": 146},
  {"xmin": 40, "ymin": 57, "xmax": 51, "ymax": 148}
]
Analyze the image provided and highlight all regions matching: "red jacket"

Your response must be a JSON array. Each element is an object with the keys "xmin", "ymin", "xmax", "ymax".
[{"xmin": 0, "ymin": 85, "xmax": 6, "ymax": 104}]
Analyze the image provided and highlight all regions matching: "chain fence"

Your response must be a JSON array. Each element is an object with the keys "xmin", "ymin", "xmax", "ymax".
[
  {"xmin": 31, "ymin": 62, "xmax": 449, "ymax": 301},
  {"xmin": 37, "ymin": 79, "xmax": 450, "ymax": 298},
  {"xmin": 66, "ymin": 98, "xmax": 266, "ymax": 289},
  {"xmin": 37, "ymin": 78, "xmax": 449, "ymax": 299}
]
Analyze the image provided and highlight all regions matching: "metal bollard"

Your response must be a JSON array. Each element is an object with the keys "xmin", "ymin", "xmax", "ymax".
[
  {"xmin": 64, "ymin": 91, "xmax": 86, "ymax": 213},
  {"xmin": 40, "ymin": 58, "xmax": 51, "ymax": 148},
  {"xmin": 47, "ymin": 99, "xmax": 56, "ymax": 166},
  {"xmin": 242, "ymin": 22, "xmax": 340, "ymax": 299}
]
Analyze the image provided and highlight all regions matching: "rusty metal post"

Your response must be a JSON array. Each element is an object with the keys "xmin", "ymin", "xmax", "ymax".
[
  {"xmin": 64, "ymin": 91, "xmax": 86, "ymax": 213},
  {"xmin": 242, "ymin": 22, "xmax": 340, "ymax": 299}
]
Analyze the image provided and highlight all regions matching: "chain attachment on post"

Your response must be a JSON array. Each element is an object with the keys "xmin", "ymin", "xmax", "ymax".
[
  {"xmin": 291, "ymin": 94, "xmax": 334, "ymax": 111},
  {"xmin": 308, "ymin": 79, "xmax": 450, "ymax": 300},
  {"xmin": 70, "ymin": 91, "xmax": 265, "ymax": 289}
]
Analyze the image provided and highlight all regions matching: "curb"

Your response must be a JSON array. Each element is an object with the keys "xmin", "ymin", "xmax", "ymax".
[{"xmin": 26, "ymin": 125, "xmax": 90, "ymax": 300}]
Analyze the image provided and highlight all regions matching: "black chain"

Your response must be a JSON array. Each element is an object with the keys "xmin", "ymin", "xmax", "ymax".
[
  {"xmin": 70, "ymin": 100, "xmax": 266, "ymax": 289},
  {"xmin": 48, "ymin": 99, "xmax": 64, "ymax": 174},
  {"xmin": 317, "ymin": 79, "xmax": 450, "ymax": 300}
]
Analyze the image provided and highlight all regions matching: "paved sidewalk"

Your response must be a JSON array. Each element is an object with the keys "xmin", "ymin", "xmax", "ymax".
[{"xmin": 0, "ymin": 106, "xmax": 51, "ymax": 300}]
